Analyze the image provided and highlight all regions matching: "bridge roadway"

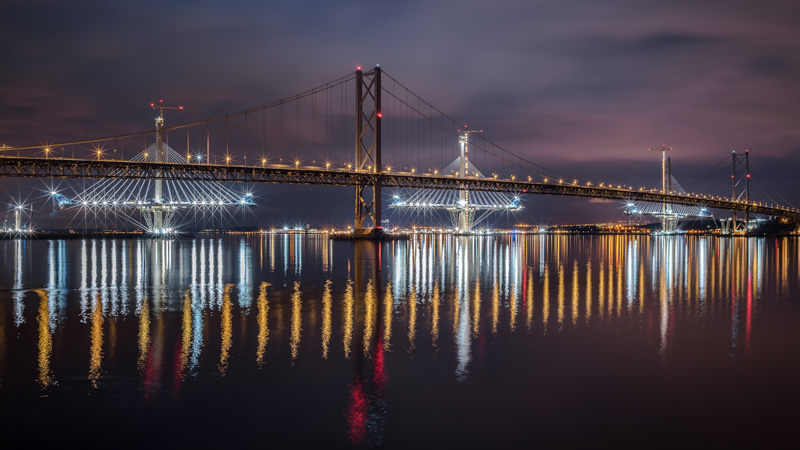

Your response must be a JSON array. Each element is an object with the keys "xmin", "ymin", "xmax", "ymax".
[{"xmin": 1, "ymin": 156, "xmax": 798, "ymax": 220}]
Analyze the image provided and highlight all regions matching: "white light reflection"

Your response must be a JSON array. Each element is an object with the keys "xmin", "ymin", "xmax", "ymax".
[
  {"xmin": 12, "ymin": 240, "xmax": 25, "ymax": 327},
  {"xmin": 152, "ymin": 241, "xmax": 162, "ymax": 310},
  {"xmin": 626, "ymin": 239, "xmax": 638, "ymax": 307},
  {"xmin": 208, "ymin": 239, "xmax": 216, "ymax": 307},
  {"xmin": 509, "ymin": 238, "xmax": 520, "ymax": 332},
  {"xmin": 455, "ymin": 238, "xmax": 471, "ymax": 381},
  {"xmin": 269, "ymin": 233, "xmax": 276, "ymax": 273},
  {"xmin": 90, "ymin": 239, "xmax": 98, "ymax": 317},
  {"xmin": 80, "ymin": 240, "xmax": 89, "ymax": 320},
  {"xmin": 216, "ymin": 239, "xmax": 223, "ymax": 308},
  {"xmin": 698, "ymin": 238, "xmax": 707, "ymax": 316},
  {"xmin": 283, "ymin": 234, "xmax": 289, "ymax": 281},
  {"xmin": 135, "ymin": 239, "xmax": 145, "ymax": 314},
  {"xmin": 101, "ymin": 239, "xmax": 108, "ymax": 314},
  {"xmin": 659, "ymin": 238, "xmax": 670, "ymax": 364},
  {"xmin": 294, "ymin": 233, "xmax": 302, "ymax": 276},
  {"xmin": 110, "ymin": 240, "xmax": 119, "ymax": 316},
  {"xmin": 238, "ymin": 239, "xmax": 253, "ymax": 308},
  {"xmin": 46, "ymin": 240, "xmax": 67, "ymax": 332},
  {"xmin": 393, "ymin": 241, "xmax": 407, "ymax": 301}
]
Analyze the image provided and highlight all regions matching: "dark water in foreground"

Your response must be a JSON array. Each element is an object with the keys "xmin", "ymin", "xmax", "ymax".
[{"xmin": 0, "ymin": 234, "xmax": 798, "ymax": 448}]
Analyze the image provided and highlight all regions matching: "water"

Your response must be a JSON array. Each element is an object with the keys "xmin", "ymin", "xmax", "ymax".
[{"xmin": 1, "ymin": 234, "xmax": 798, "ymax": 448}]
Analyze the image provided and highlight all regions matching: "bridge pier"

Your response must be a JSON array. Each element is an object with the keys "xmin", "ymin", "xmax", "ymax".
[
  {"xmin": 660, "ymin": 215, "xmax": 678, "ymax": 234},
  {"xmin": 720, "ymin": 218, "xmax": 731, "ymax": 235}
]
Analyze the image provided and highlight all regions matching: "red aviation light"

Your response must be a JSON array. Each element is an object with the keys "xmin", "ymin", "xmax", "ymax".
[
  {"xmin": 377, "ymin": 112, "xmax": 382, "ymax": 118},
  {"xmin": 747, "ymin": 174, "xmax": 751, "ymax": 178},
  {"xmin": 179, "ymin": 106, "xmax": 184, "ymax": 110},
  {"xmin": 151, "ymin": 103, "xmax": 155, "ymax": 107},
  {"xmin": 357, "ymin": 66, "xmax": 361, "ymax": 71}
]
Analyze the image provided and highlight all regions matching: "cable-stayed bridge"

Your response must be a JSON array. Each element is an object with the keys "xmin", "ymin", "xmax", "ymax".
[{"xmin": 1, "ymin": 66, "xmax": 798, "ymax": 235}]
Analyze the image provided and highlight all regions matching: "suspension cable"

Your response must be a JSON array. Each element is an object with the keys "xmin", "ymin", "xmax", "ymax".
[
  {"xmin": 753, "ymin": 163, "xmax": 795, "ymax": 208},
  {"xmin": 2, "ymin": 72, "xmax": 356, "ymax": 152}
]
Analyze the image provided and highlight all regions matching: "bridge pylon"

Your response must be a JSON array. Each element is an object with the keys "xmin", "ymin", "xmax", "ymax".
[
  {"xmin": 454, "ymin": 128, "xmax": 482, "ymax": 233},
  {"xmin": 145, "ymin": 100, "xmax": 182, "ymax": 235},
  {"xmin": 648, "ymin": 145, "xmax": 679, "ymax": 234},
  {"xmin": 354, "ymin": 66, "xmax": 382, "ymax": 235}
]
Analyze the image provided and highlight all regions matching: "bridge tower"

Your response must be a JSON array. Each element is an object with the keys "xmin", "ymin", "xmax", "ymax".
[
  {"xmin": 354, "ymin": 66, "xmax": 382, "ymax": 235},
  {"xmin": 650, "ymin": 145, "xmax": 677, "ymax": 233},
  {"xmin": 145, "ymin": 100, "xmax": 182, "ymax": 234},
  {"xmin": 455, "ymin": 129, "xmax": 481, "ymax": 232},
  {"xmin": 731, "ymin": 150, "xmax": 750, "ymax": 234}
]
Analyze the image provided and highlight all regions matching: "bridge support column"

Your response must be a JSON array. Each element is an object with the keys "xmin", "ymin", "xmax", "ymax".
[
  {"xmin": 661, "ymin": 215, "xmax": 677, "ymax": 234},
  {"xmin": 353, "ymin": 66, "xmax": 382, "ymax": 238},
  {"xmin": 154, "ymin": 117, "xmax": 164, "ymax": 232},
  {"xmin": 720, "ymin": 218, "xmax": 730, "ymax": 235}
]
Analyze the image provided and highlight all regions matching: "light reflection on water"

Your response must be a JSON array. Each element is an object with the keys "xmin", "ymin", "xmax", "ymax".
[
  {"xmin": 34, "ymin": 289, "xmax": 52, "ymax": 389},
  {"xmin": 1, "ymin": 234, "xmax": 799, "ymax": 446},
  {"xmin": 256, "ymin": 281, "xmax": 270, "ymax": 366}
]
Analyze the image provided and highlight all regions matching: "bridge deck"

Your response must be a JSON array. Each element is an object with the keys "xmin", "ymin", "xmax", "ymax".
[{"xmin": 1, "ymin": 156, "xmax": 797, "ymax": 220}]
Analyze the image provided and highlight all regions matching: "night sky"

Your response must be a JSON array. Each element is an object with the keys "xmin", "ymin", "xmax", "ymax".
[{"xmin": 2, "ymin": 0, "xmax": 800, "ymax": 228}]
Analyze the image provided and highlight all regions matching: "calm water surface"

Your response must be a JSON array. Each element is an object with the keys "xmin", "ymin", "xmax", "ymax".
[{"xmin": 1, "ymin": 235, "xmax": 798, "ymax": 448}]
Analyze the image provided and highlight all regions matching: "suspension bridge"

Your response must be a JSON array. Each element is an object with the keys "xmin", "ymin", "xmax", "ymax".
[{"xmin": 1, "ymin": 66, "xmax": 798, "ymax": 236}]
